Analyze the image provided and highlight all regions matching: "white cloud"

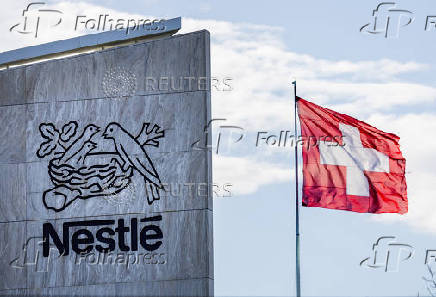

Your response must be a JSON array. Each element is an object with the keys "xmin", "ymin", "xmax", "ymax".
[
  {"xmin": 213, "ymin": 155, "xmax": 292, "ymax": 196},
  {"xmin": 184, "ymin": 17, "xmax": 436, "ymax": 234},
  {"xmin": 365, "ymin": 113, "xmax": 436, "ymax": 233},
  {"xmin": 179, "ymin": 17, "xmax": 436, "ymax": 131},
  {"xmin": 367, "ymin": 113, "xmax": 436, "ymax": 179},
  {"xmin": 308, "ymin": 81, "xmax": 436, "ymax": 114}
]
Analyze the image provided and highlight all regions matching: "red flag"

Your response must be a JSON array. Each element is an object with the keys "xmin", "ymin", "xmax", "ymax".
[{"xmin": 297, "ymin": 97, "xmax": 407, "ymax": 214}]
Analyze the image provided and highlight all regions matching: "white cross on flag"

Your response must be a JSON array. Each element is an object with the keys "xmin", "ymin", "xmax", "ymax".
[{"xmin": 297, "ymin": 97, "xmax": 407, "ymax": 214}]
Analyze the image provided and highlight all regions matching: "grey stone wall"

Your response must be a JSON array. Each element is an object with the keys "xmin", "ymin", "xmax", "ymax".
[{"xmin": 0, "ymin": 30, "xmax": 212, "ymax": 296}]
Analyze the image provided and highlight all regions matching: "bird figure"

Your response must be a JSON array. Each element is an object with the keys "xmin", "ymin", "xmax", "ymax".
[
  {"xmin": 103, "ymin": 122, "xmax": 163, "ymax": 205},
  {"xmin": 65, "ymin": 141, "xmax": 97, "ymax": 166},
  {"xmin": 60, "ymin": 124, "xmax": 100, "ymax": 164}
]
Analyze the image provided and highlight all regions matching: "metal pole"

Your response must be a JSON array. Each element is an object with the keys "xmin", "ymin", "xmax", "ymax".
[{"xmin": 292, "ymin": 81, "xmax": 301, "ymax": 297}]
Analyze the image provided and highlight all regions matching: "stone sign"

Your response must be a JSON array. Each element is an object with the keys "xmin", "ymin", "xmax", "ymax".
[{"xmin": 0, "ymin": 30, "xmax": 212, "ymax": 296}]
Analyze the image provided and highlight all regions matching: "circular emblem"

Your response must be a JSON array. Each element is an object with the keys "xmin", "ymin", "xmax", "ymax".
[
  {"xmin": 99, "ymin": 180, "xmax": 138, "ymax": 207},
  {"xmin": 102, "ymin": 66, "xmax": 137, "ymax": 97}
]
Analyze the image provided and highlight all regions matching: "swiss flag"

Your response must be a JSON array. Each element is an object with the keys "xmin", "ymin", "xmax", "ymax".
[{"xmin": 297, "ymin": 97, "xmax": 407, "ymax": 214}]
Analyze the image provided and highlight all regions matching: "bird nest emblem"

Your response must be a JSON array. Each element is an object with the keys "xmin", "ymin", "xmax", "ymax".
[{"xmin": 36, "ymin": 121, "xmax": 165, "ymax": 212}]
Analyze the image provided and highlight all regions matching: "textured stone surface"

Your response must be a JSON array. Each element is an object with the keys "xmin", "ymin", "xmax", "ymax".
[
  {"xmin": 0, "ymin": 222, "xmax": 27, "ymax": 290},
  {"xmin": 0, "ymin": 104, "xmax": 26, "ymax": 164},
  {"xmin": 0, "ymin": 278, "xmax": 211, "ymax": 296},
  {"xmin": 0, "ymin": 163, "xmax": 26, "ymax": 222},
  {"xmin": 25, "ymin": 92, "xmax": 208, "ymax": 162},
  {"xmin": 24, "ymin": 30, "xmax": 210, "ymax": 103},
  {"xmin": 0, "ymin": 30, "xmax": 212, "ymax": 296},
  {"xmin": 0, "ymin": 67, "xmax": 26, "ymax": 106},
  {"xmin": 26, "ymin": 150, "xmax": 210, "ymax": 221},
  {"xmin": 24, "ymin": 91, "xmax": 211, "ymax": 219},
  {"xmin": 25, "ymin": 210, "xmax": 211, "ymax": 288}
]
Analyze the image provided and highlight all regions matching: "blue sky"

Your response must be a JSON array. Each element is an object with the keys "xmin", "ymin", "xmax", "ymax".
[{"xmin": 3, "ymin": 0, "xmax": 436, "ymax": 296}]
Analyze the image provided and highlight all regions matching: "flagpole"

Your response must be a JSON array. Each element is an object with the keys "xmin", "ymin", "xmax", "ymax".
[{"xmin": 292, "ymin": 80, "xmax": 301, "ymax": 297}]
